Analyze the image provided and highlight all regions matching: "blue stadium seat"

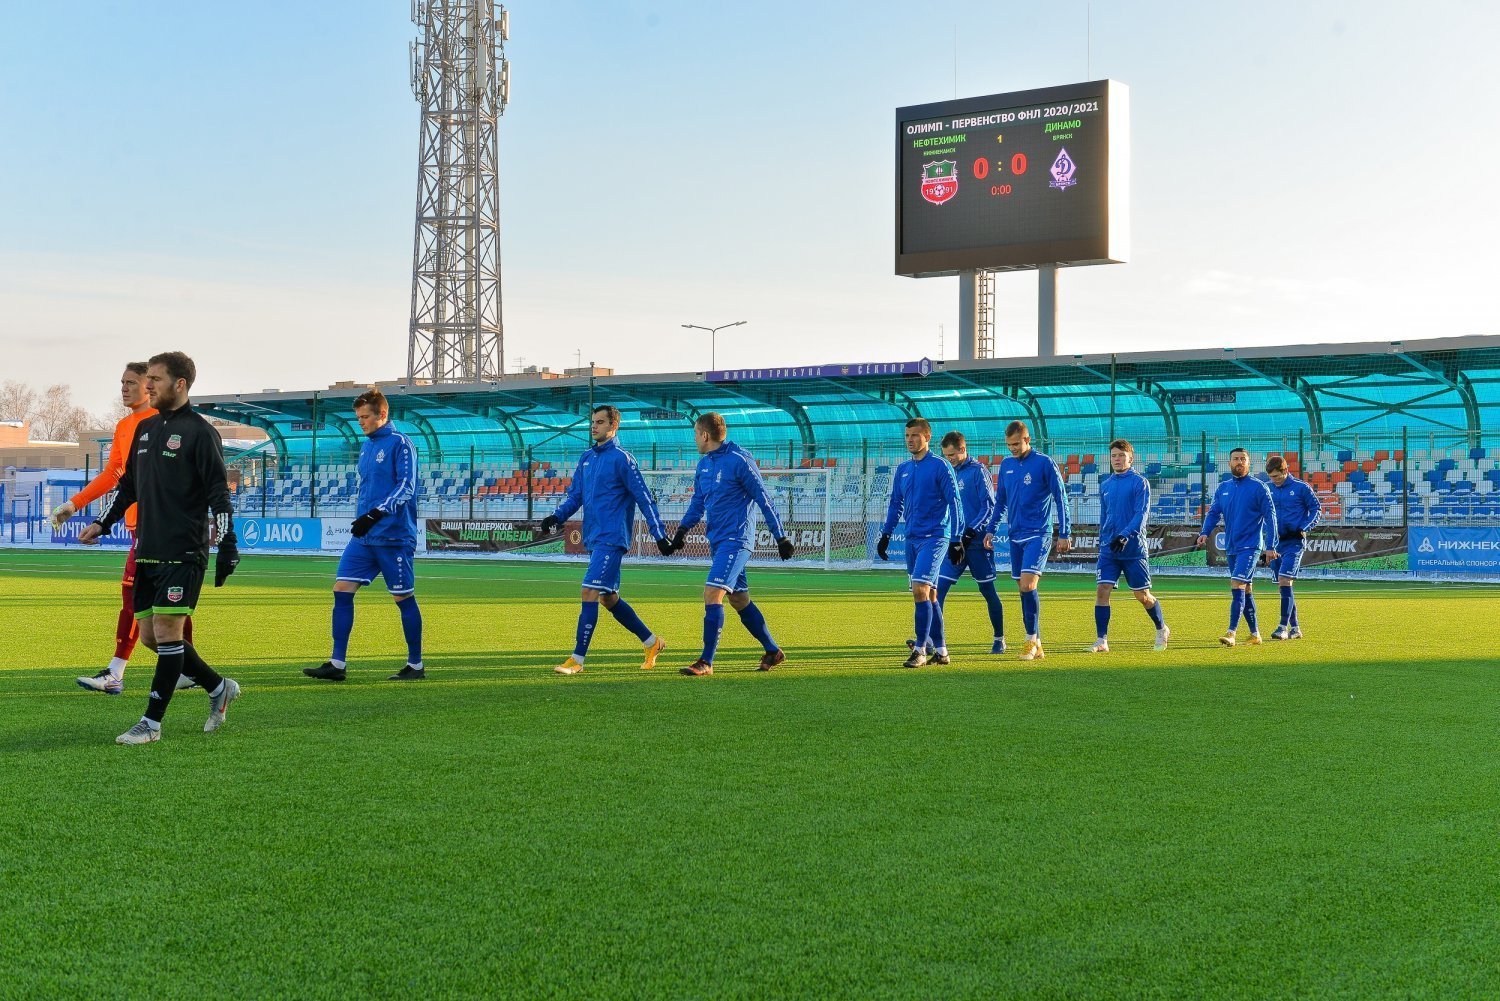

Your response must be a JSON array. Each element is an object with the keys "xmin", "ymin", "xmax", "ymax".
[
  {"xmin": 1337, "ymin": 450, "xmax": 1353, "ymax": 462},
  {"xmin": 1470, "ymin": 447, "xmax": 1487, "ymax": 460}
]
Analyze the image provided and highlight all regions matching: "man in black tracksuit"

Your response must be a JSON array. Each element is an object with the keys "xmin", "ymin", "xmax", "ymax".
[{"xmin": 82, "ymin": 351, "xmax": 243, "ymax": 745}]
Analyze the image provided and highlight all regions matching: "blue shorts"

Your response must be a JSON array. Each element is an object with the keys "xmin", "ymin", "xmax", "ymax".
[
  {"xmin": 583, "ymin": 546, "xmax": 627, "ymax": 594},
  {"xmin": 336, "ymin": 538, "xmax": 416, "ymax": 595},
  {"xmin": 1226, "ymin": 549, "xmax": 1264, "ymax": 584},
  {"xmin": 1096, "ymin": 552, "xmax": 1151, "ymax": 591},
  {"xmin": 1009, "ymin": 534, "xmax": 1053, "ymax": 579},
  {"xmin": 905, "ymin": 536, "xmax": 947, "ymax": 586},
  {"xmin": 706, "ymin": 544, "xmax": 752, "ymax": 593},
  {"xmin": 1271, "ymin": 542, "xmax": 1306, "ymax": 580},
  {"xmin": 939, "ymin": 542, "xmax": 998, "ymax": 584}
]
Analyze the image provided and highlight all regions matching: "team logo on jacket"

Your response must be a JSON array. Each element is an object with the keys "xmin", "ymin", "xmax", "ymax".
[
  {"xmin": 1024, "ymin": 473, "xmax": 1033, "ymax": 485},
  {"xmin": 921, "ymin": 160, "xmax": 958, "ymax": 205},
  {"xmin": 167, "ymin": 586, "xmax": 184, "ymax": 602},
  {"xmin": 166, "ymin": 434, "xmax": 182, "ymax": 450},
  {"xmin": 376, "ymin": 450, "xmax": 387, "ymax": 463}
]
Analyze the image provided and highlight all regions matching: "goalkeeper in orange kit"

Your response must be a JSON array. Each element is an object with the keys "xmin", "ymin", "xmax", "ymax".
[{"xmin": 50, "ymin": 362, "xmax": 195, "ymax": 694}]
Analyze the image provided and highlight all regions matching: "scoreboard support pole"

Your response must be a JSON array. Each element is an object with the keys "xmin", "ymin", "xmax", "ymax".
[
  {"xmin": 957, "ymin": 272, "xmax": 979, "ymax": 360},
  {"xmin": 1038, "ymin": 265, "xmax": 1059, "ymax": 357}
]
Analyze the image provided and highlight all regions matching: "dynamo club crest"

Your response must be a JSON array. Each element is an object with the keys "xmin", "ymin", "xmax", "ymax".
[
  {"xmin": 921, "ymin": 160, "xmax": 958, "ymax": 205},
  {"xmin": 1049, "ymin": 147, "xmax": 1078, "ymax": 190}
]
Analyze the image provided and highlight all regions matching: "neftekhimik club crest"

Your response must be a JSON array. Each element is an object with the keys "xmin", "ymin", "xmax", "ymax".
[
  {"xmin": 1049, "ymin": 147, "xmax": 1078, "ymax": 190},
  {"xmin": 167, "ymin": 587, "xmax": 184, "ymax": 602},
  {"xmin": 921, "ymin": 160, "xmax": 958, "ymax": 205},
  {"xmin": 166, "ymin": 434, "xmax": 182, "ymax": 450}
]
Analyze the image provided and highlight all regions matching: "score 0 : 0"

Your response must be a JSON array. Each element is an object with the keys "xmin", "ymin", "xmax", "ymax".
[{"xmin": 973, "ymin": 153, "xmax": 1028, "ymax": 179}]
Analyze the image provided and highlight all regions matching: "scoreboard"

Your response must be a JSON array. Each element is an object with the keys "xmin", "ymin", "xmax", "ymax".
[{"xmin": 895, "ymin": 80, "xmax": 1129, "ymax": 277}]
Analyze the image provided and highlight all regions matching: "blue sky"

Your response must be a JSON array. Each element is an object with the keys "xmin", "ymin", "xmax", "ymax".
[{"xmin": 1, "ymin": 0, "xmax": 1497, "ymax": 405}]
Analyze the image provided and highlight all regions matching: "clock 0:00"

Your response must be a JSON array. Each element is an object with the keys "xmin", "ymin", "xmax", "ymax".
[{"xmin": 990, "ymin": 184, "xmax": 1013, "ymax": 196}]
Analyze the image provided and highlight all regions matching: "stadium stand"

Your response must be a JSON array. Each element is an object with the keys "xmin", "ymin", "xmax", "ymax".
[
  {"xmin": 189, "ymin": 335, "xmax": 1500, "ymax": 528},
  {"xmin": 4, "ymin": 336, "xmax": 1497, "ymax": 549}
]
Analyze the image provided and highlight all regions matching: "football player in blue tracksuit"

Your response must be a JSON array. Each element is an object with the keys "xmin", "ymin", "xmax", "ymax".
[
  {"xmin": 540, "ymin": 404, "xmax": 673, "ymax": 675},
  {"xmin": 919, "ymin": 431, "xmax": 1007, "ymax": 655},
  {"xmin": 307, "ymin": 389, "xmax": 425, "ymax": 681},
  {"xmin": 1197, "ymin": 447, "xmax": 1279, "ymax": 647},
  {"xmin": 982, "ymin": 420, "xmax": 1072, "ymax": 662},
  {"xmin": 667, "ymin": 412, "xmax": 795, "ymax": 676},
  {"xmin": 1264, "ymin": 454, "xmax": 1322, "ymax": 640},
  {"xmin": 877, "ymin": 418, "xmax": 964, "ymax": 668},
  {"xmin": 1089, "ymin": 439, "xmax": 1169, "ymax": 653}
]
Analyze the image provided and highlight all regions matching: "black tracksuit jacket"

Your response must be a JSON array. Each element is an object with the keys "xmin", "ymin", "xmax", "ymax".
[{"xmin": 99, "ymin": 402, "xmax": 234, "ymax": 564}]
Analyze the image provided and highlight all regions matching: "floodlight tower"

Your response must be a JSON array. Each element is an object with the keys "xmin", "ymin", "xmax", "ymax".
[{"xmin": 407, "ymin": 0, "xmax": 511, "ymax": 384}]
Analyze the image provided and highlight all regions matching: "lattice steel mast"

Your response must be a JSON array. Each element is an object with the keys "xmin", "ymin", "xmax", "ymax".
[{"xmin": 407, "ymin": 0, "xmax": 511, "ymax": 383}]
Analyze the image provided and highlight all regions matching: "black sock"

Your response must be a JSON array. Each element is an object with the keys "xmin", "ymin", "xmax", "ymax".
[
  {"xmin": 144, "ymin": 643, "xmax": 185, "ymax": 723},
  {"xmin": 181, "ymin": 643, "xmax": 224, "ymax": 692}
]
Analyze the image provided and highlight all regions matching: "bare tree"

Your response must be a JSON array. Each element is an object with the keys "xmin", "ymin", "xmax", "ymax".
[
  {"xmin": 0, "ymin": 380, "xmax": 38, "ymax": 425},
  {"xmin": 0, "ymin": 382, "xmax": 93, "ymax": 441},
  {"xmin": 31, "ymin": 384, "xmax": 93, "ymax": 442}
]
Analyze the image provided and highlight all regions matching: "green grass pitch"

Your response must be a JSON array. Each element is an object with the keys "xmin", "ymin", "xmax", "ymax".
[{"xmin": 2, "ymin": 548, "xmax": 1498, "ymax": 999}]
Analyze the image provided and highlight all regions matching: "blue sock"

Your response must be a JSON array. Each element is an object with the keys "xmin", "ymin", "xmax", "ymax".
[
  {"xmin": 929, "ymin": 599, "xmax": 946, "ymax": 650},
  {"xmin": 397, "ymin": 596, "xmax": 422, "ymax": 665},
  {"xmin": 1290, "ymin": 591, "xmax": 1300, "ymax": 629},
  {"xmin": 608, "ymin": 598, "xmax": 653, "ymax": 643},
  {"xmin": 736, "ymin": 601, "xmax": 778, "ymax": 652},
  {"xmin": 1020, "ymin": 589, "xmax": 1039, "ymax": 637},
  {"xmin": 1145, "ymin": 598, "xmax": 1165, "ymax": 629},
  {"xmin": 1279, "ymin": 585, "xmax": 1293, "ymax": 628},
  {"xmin": 574, "ymin": 602, "xmax": 600, "ymax": 659},
  {"xmin": 1094, "ymin": 604, "xmax": 1110, "ymax": 640},
  {"xmin": 701, "ymin": 604, "xmax": 725, "ymax": 663},
  {"xmin": 331, "ymin": 590, "xmax": 354, "ymax": 663},
  {"xmin": 936, "ymin": 579, "xmax": 954, "ymax": 608},
  {"xmin": 914, "ymin": 602, "xmax": 933, "ymax": 648},
  {"xmin": 1244, "ymin": 591, "xmax": 1259, "ymax": 634},
  {"xmin": 977, "ymin": 579, "xmax": 1005, "ymax": 638},
  {"xmin": 1229, "ymin": 590, "xmax": 1245, "ymax": 631}
]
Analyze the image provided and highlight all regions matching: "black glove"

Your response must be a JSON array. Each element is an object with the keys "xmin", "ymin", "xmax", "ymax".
[
  {"xmin": 776, "ymin": 537, "xmax": 795, "ymax": 561},
  {"xmin": 1110, "ymin": 535, "xmax": 1128, "ymax": 553},
  {"xmin": 538, "ymin": 514, "xmax": 560, "ymax": 535},
  {"xmin": 214, "ymin": 534, "xmax": 239, "ymax": 587},
  {"xmin": 669, "ymin": 526, "xmax": 689, "ymax": 554},
  {"xmin": 655, "ymin": 536, "xmax": 673, "ymax": 557},
  {"xmin": 961, "ymin": 527, "xmax": 979, "ymax": 546},
  {"xmin": 876, "ymin": 534, "xmax": 890, "ymax": 561},
  {"xmin": 351, "ymin": 508, "xmax": 386, "ymax": 538},
  {"xmin": 947, "ymin": 538, "xmax": 966, "ymax": 565}
]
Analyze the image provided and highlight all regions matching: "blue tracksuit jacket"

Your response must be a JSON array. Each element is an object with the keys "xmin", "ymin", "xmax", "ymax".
[
  {"xmin": 1200, "ymin": 473, "xmax": 1278, "ymax": 555},
  {"xmin": 952, "ymin": 458, "xmax": 997, "ymax": 535},
  {"xmin": 358, "ymin": 422, "xmax": 419, "ymax": 546},
  {"xmin": 678, "ymin": 441, "xmax": 787, "ymax": 551},
  {"xmin": 882, "ymin": 451, "xmax": 963, "ymax": 541},
  {"xmin": 1270, "ymin": 475, "xmax": 1322, "ymax": 541},
  {"xmin": 985, "ymin": 449, "xmax": 1071, "ymax": 540},
  {"xmin": 552, "ymin": 436, "xmax": 667, "ymax": 551},
  {"xmin": 1098, "ymin": 467, "xmax": 1151, "ymax": 558}
]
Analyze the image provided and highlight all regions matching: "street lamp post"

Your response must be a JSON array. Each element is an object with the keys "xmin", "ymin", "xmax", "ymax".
[{"xmin": 681, "ymin": 321, "xmax": 747, "ymax": 370}]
